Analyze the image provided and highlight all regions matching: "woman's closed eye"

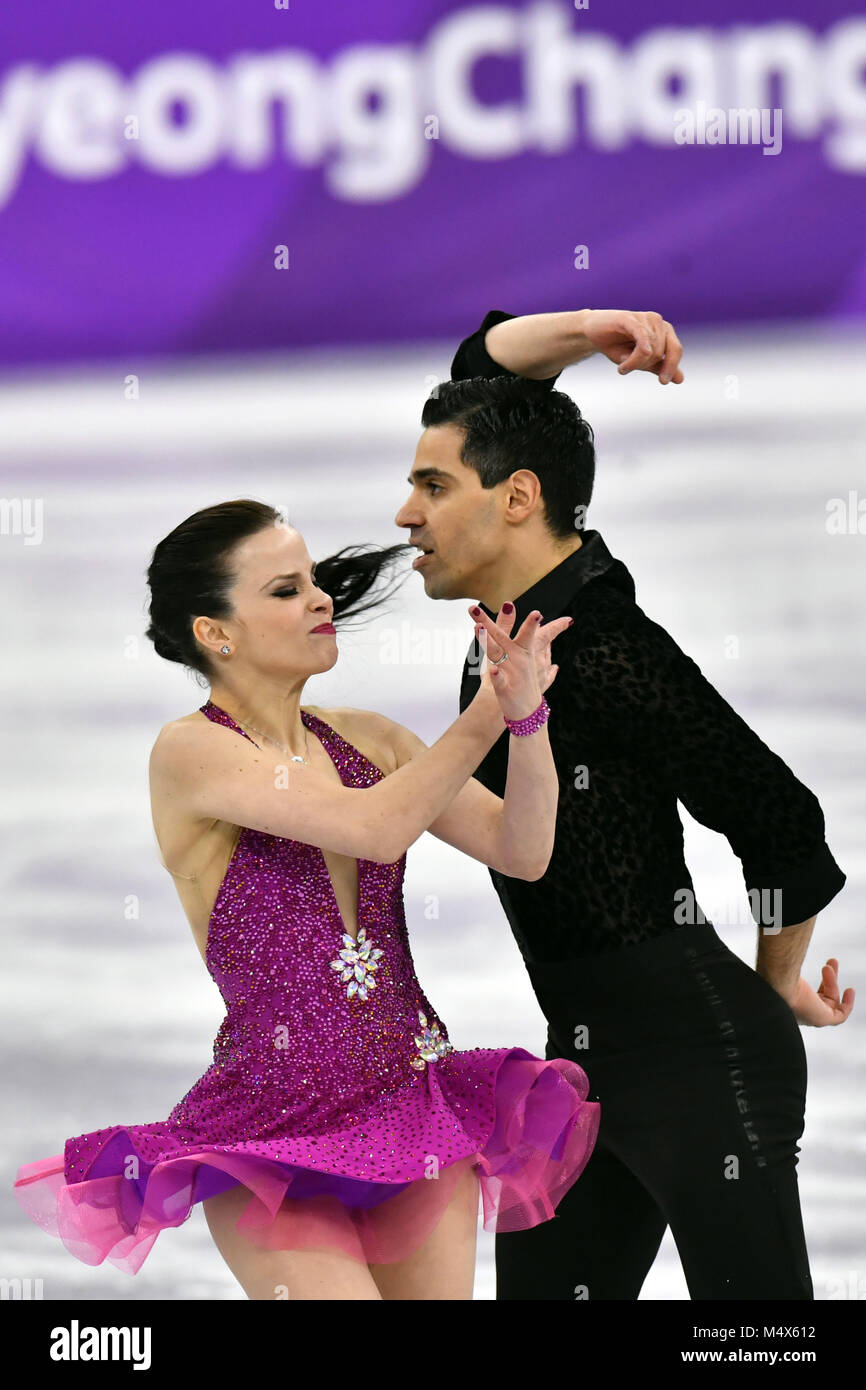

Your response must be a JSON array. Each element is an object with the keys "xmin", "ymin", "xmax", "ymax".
[{"xmin": 273, "ymin": 572, "xmax": 318, "ymax": 598}]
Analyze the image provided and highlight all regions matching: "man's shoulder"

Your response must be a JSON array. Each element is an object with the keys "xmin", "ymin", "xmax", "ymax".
[
  {"xmin": 566, "ymin": 568, "xmax": 643, "ymax": 634},
  {"xmin": 566, "ymin": 582, "xmax": 689, "ymax": 669}
]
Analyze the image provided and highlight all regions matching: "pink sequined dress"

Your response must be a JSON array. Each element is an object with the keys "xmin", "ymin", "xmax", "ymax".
[{"xmin": 14, "ymin": 701, "xmax": 600, "ymax": 1275}]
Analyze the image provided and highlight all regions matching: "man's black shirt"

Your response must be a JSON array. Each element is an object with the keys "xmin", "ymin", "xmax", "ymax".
[{"xmin": 451, "ymin": 311, "xmax": 847, "ymax": 963}]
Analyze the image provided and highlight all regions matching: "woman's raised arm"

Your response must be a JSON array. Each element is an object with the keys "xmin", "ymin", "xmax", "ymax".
[{"xmin": 149, "ymin": 686, "xmax": 506, "ymax": 866}]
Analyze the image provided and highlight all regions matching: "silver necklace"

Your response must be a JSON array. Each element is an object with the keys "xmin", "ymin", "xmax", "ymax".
[{"xmin": 234, "ymin": 714, "xmax": 311, "ymax": 765}]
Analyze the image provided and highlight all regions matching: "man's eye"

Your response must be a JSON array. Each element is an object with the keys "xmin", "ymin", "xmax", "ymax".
[{"xmin": 427, "ymin": 482, "xmax": 442, "ymax": 495}]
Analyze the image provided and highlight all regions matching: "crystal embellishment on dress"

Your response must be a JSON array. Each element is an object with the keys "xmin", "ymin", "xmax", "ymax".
[
  {"xmin": 12, "ymin": 697, "xmax": 603, "ymax": 1278},
  {"xmin": 329, "ymin": 927, "xmax": 384, "ymax": 1000},
  {"xmin": 410, "ymin": 1010, "xmax": 454, "ymax": 1070}
]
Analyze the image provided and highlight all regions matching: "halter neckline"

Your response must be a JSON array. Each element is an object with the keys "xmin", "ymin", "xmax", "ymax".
[{"xmin": 199, "ymin": 699, "xmax": 325, "ymax": 750}]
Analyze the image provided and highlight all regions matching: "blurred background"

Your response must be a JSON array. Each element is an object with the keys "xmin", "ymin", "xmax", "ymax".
[{"xmin": 1, "ymin": 0, "xmax": 863, "ymax": 1301}]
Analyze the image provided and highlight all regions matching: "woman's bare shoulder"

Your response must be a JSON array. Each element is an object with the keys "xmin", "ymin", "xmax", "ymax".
[
  {"xmin": 149, "ymin": 708, "xmax": 219, "ymax": 772},
  {"xmin": 150, "ymin": 704, "xmax": 407, "ymax": 777}
]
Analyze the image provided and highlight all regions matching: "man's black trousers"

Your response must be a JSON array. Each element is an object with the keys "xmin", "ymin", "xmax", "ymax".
[{"xmin": 495, "ymin": 922, "xmax": 813, "ymax": 1300}]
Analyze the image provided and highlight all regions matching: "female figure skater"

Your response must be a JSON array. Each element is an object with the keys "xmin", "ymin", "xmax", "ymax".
[{"xmin": 14, "ymin": 499, "xmax": 600, "ymax": 1300}]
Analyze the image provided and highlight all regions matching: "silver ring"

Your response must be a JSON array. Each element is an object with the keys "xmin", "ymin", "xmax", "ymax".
[{"xmin": 491, "ymin": 652, "xmax": 509, "ymax": 665}]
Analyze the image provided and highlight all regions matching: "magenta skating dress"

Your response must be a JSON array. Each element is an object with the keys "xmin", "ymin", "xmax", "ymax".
[{"xmin": 14, "ymin": 702, "xmax": 600, "ymax": 1274}]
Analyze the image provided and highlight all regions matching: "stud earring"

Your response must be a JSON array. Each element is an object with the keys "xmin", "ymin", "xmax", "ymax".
[{"xmin": 220, "ymin": 645, "xmax": 231, "ymax": 655}]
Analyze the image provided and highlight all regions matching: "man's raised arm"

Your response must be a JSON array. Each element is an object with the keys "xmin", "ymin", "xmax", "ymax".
[{"xmin": 450, "ymin": 308, "xmax": 684, "ymax": 386}]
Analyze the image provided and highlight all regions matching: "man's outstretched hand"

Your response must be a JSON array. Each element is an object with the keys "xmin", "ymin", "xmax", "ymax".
[
  {"xmin": 788, "ymin": 957, "xmax": 855, "ymax": 1027},
  {"xmin": 582, "ymin": 309, "xmax": 684, "ymax": 384}
]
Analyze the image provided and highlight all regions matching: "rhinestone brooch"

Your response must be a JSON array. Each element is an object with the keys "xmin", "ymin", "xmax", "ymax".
[
  {"xmin": 329, "ymin": 928, "xmax": 384, "ymax": 1000},
  {"xmin": 410, "ymin": 1010, "xmax": 454, "ymax": 1070}
]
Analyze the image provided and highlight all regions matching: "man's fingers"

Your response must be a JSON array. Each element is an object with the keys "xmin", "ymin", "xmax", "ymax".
[
  {"xmin": 820, "ymin": 963, "xmax": 840, "ymax": 1003},
  {"xmin": 639, "ymin": 313, "xmax": 666, "ymax": 364},
  {"xmin": 657, "ymin": 321, "xmax": 684, "ymax": 384},
  {"xmin": 618, "ymin": 345, "xmax": 651, "ymax": 374},
  {"xmin": 618, "ymin": 313, "xmax": 663, "ymax": 374},
  {"xmin": 614, "ymin": 312, "xmax": 685, "ymax": 382},
  {"xmin": 616, "ymin": 313, "xmax": 653, "ymax": 373},
  {"xmin": 819, "ymin": 961, "xmax": 855, "ymax": 1020},
  {"xmin": 827, "ymin": 961, "xmax": 855, "ymax": 1008},
  {"xmin": 617, "ymin": 340, "xmax": 654, "ymax": 374}
]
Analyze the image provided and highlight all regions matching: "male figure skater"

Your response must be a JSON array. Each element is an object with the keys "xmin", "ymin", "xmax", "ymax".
[{"xmin": 392, "ymin": 308, "xmax": 852, "ymax": 1299}]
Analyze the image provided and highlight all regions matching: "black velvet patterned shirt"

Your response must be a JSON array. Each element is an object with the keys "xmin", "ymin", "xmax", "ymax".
[{"xmin": 451, "ymin": 311, "xmax": 847, "ymax": 963}]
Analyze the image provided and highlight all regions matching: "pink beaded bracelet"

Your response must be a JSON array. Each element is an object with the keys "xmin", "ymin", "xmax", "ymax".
[{"xmin": 504, "ymin": 696, "xmax": 550, "ymax": 737}]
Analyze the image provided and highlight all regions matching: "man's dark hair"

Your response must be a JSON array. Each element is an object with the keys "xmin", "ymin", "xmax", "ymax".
[{"xmin": 420, "ymin": 375, "xmax": 595, "ymax": 540}]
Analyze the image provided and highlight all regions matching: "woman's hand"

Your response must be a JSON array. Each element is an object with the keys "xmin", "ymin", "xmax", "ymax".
[{"xmin": 469, "ymin": 602, "xmax": 573, "ymax": 723}]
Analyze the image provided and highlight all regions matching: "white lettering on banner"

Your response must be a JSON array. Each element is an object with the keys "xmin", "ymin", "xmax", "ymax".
[
  {"xmin": 329, "ymin": 44, "xmax": 428, "ymax": 198},
  {"xmin": 0, "ymin": 67, "xmax": 40, "ymax": 207},
  {"xmin": 226, "ymin": 52, "xmax": 325, "ymax": 168},
  {"xmin": 525, "ymin": 8, "xmax": 628, "ymax": 150},
  {"xmin": 428, "ymin": 8, "xmax": 525, "ymax": 155},
  {"xmin": 0, "ymin": 3, "xmax": 863, "ymax": 211},
  {"xmin": 135, "ymin": 55, "xmax": 225, "ymax": 173},
  {"xmin": 33, "ymin": 59, "xmax": 126, "ymax": 178}
]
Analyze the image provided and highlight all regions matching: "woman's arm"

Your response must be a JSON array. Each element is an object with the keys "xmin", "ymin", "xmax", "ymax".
[
  {"xmin": 381, "ymin": 718, "xmax": 555, "ymax": 880},
  {"xmin": 368, "ymin": 605, "xmax": 569, "ymax": 879},
  {"xmin": 150, "ymin": 684, "xmax": 508, "ymax": 868}
]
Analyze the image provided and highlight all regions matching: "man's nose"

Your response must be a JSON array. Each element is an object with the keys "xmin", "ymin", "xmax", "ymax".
[{"xmin": 394, "ymin": 501, "xmax": 419, "ymax": 527}]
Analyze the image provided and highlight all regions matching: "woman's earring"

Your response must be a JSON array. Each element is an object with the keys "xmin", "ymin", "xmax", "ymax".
[{"xmin": 220, "ymin": 645, "xmax": 231, "ymax": 655}]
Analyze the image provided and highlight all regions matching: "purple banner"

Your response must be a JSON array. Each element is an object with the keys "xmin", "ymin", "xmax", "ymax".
[{"xmin": 1, "ymin": 0, "xmax": 865, "ymax": 367}]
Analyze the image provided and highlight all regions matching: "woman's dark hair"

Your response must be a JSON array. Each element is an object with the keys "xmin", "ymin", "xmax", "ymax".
[
  {"xmin": 145, "ymin": 499, "xmax": 413, "ymax": 681},
  {"xmin": 421, "ymin": 374, "xmax": 595, "ymax": 540}
]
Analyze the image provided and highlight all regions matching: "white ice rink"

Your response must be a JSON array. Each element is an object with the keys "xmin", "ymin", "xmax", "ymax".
[{"xmin": 1, "ymin": 321, "xmax": 863, "ymax": 1300}]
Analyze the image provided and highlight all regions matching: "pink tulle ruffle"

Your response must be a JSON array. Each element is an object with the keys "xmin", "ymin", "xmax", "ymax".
[{"xmin": 14, "ymin": 1049, "xmax": 600, "ymax": 1273}]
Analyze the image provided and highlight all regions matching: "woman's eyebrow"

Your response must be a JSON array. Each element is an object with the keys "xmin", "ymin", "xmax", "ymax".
[{"xmin": 260, "ymin": 565, "xmax": 317, "ymax": 589}]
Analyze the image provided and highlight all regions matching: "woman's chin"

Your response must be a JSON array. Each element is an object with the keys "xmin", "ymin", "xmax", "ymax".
[{"xmin": 314, "ymin": 646, "xmax": 339, "ymax": 671}]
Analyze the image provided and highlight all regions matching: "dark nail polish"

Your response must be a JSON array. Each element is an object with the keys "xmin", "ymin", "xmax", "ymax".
[{"xmin": 503, "ymin": 602, "xmax": 514, "ymax": 613}]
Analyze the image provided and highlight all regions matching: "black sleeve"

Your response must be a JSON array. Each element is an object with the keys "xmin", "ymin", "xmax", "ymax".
[
  {"xmin": 450, "ymin": 309, "xmax": 562, "ymax": 389},
  {"xmin": 571, "ymin": 615, "xmax": 847, "ymax": 929}
]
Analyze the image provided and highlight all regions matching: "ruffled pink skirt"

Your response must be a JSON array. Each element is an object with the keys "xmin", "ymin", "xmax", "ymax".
[{"xmin": 14, "ymin": 1048, "xmax": 600, "ymax": 1274}]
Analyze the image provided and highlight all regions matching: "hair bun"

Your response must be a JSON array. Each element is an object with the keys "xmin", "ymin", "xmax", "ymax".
[{"xmin": 146, "ymin": 621, "xmax": 185, "ymax": 665}]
